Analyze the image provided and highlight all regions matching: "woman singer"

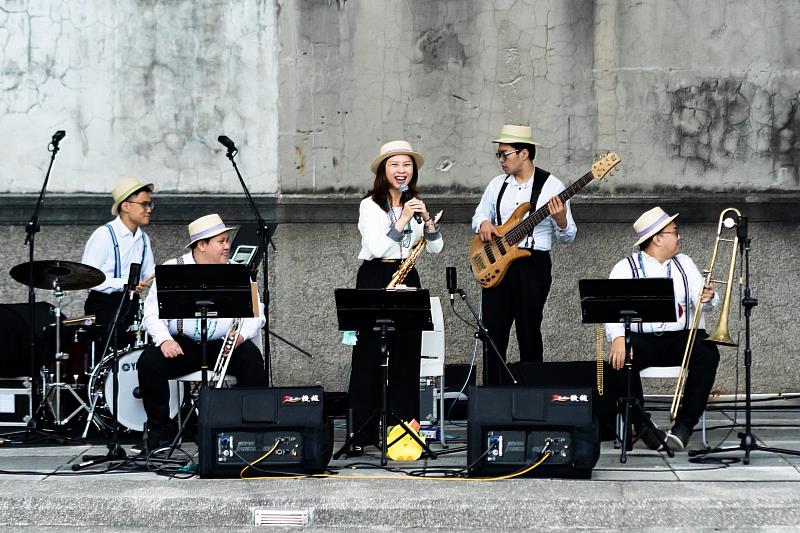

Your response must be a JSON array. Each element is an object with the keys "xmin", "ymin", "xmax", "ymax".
[{"xmin": 347, "ymin": 140, "xmax": 444, "ymax": 452}]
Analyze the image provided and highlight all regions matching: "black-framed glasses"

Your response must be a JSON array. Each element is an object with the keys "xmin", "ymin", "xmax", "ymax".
[
  {"xmin": 495, "ymin": 149, "xmax": 521, "ymax": 162},
  {"xmin": 125, "ymin": 200, "xmax": 154, "ymax": 210},
  {"xmin": 659, "ymin": 228, "xmax": 679, "ymax": 236}
]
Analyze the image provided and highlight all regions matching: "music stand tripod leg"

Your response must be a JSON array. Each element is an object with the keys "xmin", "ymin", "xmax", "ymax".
[{"xmin": 618, "ymin": 323, "xmax": 673, "ymax": 463}]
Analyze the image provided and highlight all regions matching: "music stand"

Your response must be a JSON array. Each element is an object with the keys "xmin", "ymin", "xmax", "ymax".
[
  {"xmin": 156, "ymin": 264, "xmax": 256, "ymax": 388},
  {"xmin": 579, "ymin": 278, "xmax": 676, "ymax": 463},
  {"xmin": 332, "ymin": 288, "xmax": 437, "ymax": 466}
]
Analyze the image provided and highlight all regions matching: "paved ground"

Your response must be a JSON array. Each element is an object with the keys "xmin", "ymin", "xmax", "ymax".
[{"xmin": 0, "ymin": 397, "xmax": 798, "ymax": 530}]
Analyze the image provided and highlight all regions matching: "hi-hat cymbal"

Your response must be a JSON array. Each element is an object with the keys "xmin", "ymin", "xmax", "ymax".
[{"xmin": 9, "ymin": 260, "xmax": 105, "ymax": 291}]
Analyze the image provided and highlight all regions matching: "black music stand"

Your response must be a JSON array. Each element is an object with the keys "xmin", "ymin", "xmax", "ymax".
[
  {"xmin": 579, "ymin": 278, "xmax": 676, "ymax": 463},
  {"xmin": 332, "ymin": 288, "xmax": 437, "ymax": 466},
  {"xmin": 156, "ymin": 264, "xmax": 256, "ymax": 388}
]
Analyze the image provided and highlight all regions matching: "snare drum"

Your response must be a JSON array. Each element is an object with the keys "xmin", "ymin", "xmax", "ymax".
[{"xmin": 88, "ymin": 347, "xmax": 182, "ymax": 432}]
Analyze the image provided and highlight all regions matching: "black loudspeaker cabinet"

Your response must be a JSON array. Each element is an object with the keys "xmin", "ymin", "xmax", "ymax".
[
  {"xmin": 504, "ymin": 361, "xmax": 624, "ymax": 441},
  {"xmin": 468, "ymin": 386, "xmax": 600, "ymax": 479},
  {"xmin": 198, "ymin": 386, "xmax": 332, "ymax": 478},
  {"xmin": 0, "ymin": 302, "xmax": 57, "ymax": 377}
]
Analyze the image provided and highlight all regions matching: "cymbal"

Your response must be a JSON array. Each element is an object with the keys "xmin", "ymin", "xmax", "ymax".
[{"xmin": 10, "ymin": 260, "xmax": 105, "ymax": 291}]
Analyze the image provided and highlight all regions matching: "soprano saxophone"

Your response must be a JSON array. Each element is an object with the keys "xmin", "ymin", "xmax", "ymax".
[
  {"xmin": 387, "ymin": 211, "xmax": 443, "ymax": 288},
  {"xmin": 210, "ymin": 318, "xmax": 243, "ymax": 387}
]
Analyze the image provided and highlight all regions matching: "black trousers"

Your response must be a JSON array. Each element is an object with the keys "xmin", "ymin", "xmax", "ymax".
[
  {"xmin": 481, "ymin": 251, "xmax": 552, "ymax": 385},
  {"xmin": 348, "ymin": 260, "xmax": 422, "ymax": 446},
  {"xmin": 627, "ymin": 330, "xmax": 720, "ymax": 429},
  {"xmin": 137, "ymin": 334, "xmax": 266, "ymax": 431}
]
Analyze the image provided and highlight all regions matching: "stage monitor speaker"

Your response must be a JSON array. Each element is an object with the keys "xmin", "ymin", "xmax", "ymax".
[
  {"xmin": 504, "ymin": 361, "xmax": 624, "ymax": 441},
  {"xmin": 198, "ymin": 386, "xmax": 332, "ymax": 478},
  {"xmin": 467, "ymin": 386, "xmax": 600, "ymax": 479}
]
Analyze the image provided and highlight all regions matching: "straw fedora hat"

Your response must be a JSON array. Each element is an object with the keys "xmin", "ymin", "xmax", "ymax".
[
  {"xmin": 633, "ymin": 207, "xmax": 679, "ymax": 247},
  {"xmin": 493, "ymin": 124, "xmax": 540, "ymax": 146},
  {"xmin": 369, "ymin": 140, "xmax": 424, "ymax": 174},
  {"xmin": 185, "ymin": 214, "xmax": 237, "ymax": 248},
  {"xmin": 111, "ymin": 177, "xmax": 154, "ymax": 216}
]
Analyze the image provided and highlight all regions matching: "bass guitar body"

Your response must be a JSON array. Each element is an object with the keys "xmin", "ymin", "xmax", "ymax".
[{"xmin": 468, "ymin": 202, "xmax": 534, "ymax": 289}]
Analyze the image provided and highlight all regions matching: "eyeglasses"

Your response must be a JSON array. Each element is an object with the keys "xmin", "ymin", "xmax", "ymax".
[
  {"xmin": 125, "ymin": 200, "xmax": 154, "ymax": 210},
  {"xmin": 495, "ymin": 149, "xmax": 521, "ymax": 162},
  {"xmin": 658, "ymin": 228, "xmax": 679, "ymax": 236}
]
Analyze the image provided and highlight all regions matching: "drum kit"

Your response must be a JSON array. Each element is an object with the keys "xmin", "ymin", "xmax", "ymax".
[{"xmin": 8, "ymin": 259, "xmax": 182, "ymax": 437}]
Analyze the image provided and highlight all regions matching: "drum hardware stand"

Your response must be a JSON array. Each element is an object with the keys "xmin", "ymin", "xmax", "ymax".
[
  {"xmin": 74, "ymin": 267, "xmax": 140, "ymax": 470},
  {"xmin": 37, "ymin": 281, "xmax": 92, "ymax": 427},
  {"xmin": 689, "ymin": 217, "xmax": 800, "ymax": 464}
]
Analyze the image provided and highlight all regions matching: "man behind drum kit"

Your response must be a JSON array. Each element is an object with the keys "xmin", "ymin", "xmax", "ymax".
[
  {"xmin": 81, "ymin": 177, "xmax": 156, "ymax": 333},
  {"xmin": 138, "ymin": 214, "xmax": 266, "ymax": 453}
]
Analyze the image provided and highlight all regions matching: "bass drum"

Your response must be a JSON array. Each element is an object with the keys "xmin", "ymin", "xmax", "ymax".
[{"xmin": 89, "ymin": 347, "xmax": 183, "ymax": 432}]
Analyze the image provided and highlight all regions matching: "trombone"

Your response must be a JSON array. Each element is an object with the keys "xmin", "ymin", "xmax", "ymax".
[{"xmin": 669, "ymin": 207, "xmax": 741, "ymax": 421}]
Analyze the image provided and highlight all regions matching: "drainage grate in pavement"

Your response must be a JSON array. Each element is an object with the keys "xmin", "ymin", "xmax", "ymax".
[{"xmin": 254, "ymin": 509, "xmax": 312, "ymax": 527}]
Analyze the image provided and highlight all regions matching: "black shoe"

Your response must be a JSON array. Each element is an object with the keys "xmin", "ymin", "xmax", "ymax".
[
  {"xmin": 141, "ymin": 421, "xmax": 178, "ymax": 455},
  {"xmin": 634, "ymin": 424, "xmax": 667, "ymax": 451},
  {"xmin": 667, "ymin": 424, "xmax": 693, "ymax": 450}
]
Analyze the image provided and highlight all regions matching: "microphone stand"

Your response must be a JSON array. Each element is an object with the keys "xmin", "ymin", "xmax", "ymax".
[
  {"xmin": 689, "ymin": 217, "xmax": 800, "ymax": 464},
  {"xmin": 73, "ymin": 282, "xmax": 132, "ymax": 469},
  {"xmin": 221, "ymin": 146, "xmax": 277, "ymax": 385},
  {"xmin": 24, "ymin": 134, "xmax": 63, "ymax": 429},
  {"xmin": 452, "ymin": 289, "xmax": 517, "ymax": 385}
]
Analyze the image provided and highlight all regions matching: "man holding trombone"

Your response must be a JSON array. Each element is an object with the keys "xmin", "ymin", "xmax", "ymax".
[{"xmin": 605, "ymin": 207, "xmax": 721, "ymax": 450}]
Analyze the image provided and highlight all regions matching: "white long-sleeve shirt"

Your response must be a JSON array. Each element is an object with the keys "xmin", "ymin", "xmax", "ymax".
[
  {"xmin": 357, "ymin": 197, "xmax": 444, "ymax": 260},
  {"xmin": 142, "ymin": 252, "xmax": 266, "ymax": 348},
  {"xmin": 471, "ymin": 171, "xmax": 577, "ymax": 250},
  {"xmin": 81, "ymin": 217, "xmax": 155, "ymax": 293},
  {"xmin": 604, "ymin": 251, "xmax": 719, "ymax": 342}
]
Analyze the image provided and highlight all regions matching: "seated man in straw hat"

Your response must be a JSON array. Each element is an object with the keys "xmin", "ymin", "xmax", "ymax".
[
  {"xmin": 605, "ymin": 207, "xmax": 720, "ymax": 450},
  {"xmin": 138, "ymin": 214, "xmax": 266, "ymax": 452},
  {"xmin": 472, "ymin": 124, "xmax": 576, "ymax": 386},
  {"xmin": 81, "ymin": 177, "xmax": 156, "ymax": 332}
]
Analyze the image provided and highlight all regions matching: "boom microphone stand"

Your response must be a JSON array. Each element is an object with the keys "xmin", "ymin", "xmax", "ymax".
[
  {"xmin": 689, "ymin": 217, "xmax": 800, "ymax": 464},
  {"xmin": 445, "ymin": 267, "xmax": 516, "ymax": 386},
  {"xmin": 73, "ymin": 266, "xmax": 139, "ymax": 470},
  {"xmin": 24, "ymin": 130, "xmax": 66, "ymax": 428},
  {"xmin": 217, "ymin": 135, "xmax": 277, "ymax": 385}
]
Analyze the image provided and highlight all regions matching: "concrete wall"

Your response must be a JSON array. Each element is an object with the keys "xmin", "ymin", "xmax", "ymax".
[
  {"xmin": 1, "ymin": 1, "xmax": 799, "ymax": 393},
  {"xmin": 0, "ymin": 1, "xmax": 278, "ymax": 193},
  {"xmin": 2, "ymin": 210, "xmax": 798, "ymax": 395}
]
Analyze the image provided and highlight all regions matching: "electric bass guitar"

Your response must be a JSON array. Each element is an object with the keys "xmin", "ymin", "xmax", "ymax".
[{"xmin": 468, "ymin": 152, "xmax": 621, "ymax": 289}]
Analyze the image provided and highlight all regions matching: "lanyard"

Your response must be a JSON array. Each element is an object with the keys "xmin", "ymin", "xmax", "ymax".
[{"xmin": 637, "ymin": 251, "xmax": 671, "ymax": 279}]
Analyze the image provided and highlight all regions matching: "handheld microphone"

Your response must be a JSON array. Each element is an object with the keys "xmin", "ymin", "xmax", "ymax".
[
  {"xmin": 127, "ymin": 263, "xmax": 142, "ymax": 300},
  {"xmin": 446, "ymin": 266, "xmax": 457, "ymax": 301},
  {"xmin": 399, "ymin": 184, "xmax": 423, "ymax": 223},
  {"xmin": 51, "ymin": 130, "xmax": 66, "ymax": 146},
  {"xmin": 217, "ymin": 135, "xmax": 237, "ymax": 154}
]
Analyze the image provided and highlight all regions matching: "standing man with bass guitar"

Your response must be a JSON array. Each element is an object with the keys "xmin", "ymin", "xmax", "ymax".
[{"xmin": 471, "ymin": 124, "xmax": 577, "ymax": 385}]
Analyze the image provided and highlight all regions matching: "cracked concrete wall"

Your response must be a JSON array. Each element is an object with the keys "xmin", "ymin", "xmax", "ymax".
[
  {"xmin": 279, "ymin": 0, "xmax": 597, "ymax": 192},
  {"xmin": 597, "ymin": 0, "xmax": 800, "ymax": 191},
  {"xmin": 279, "ymin": 0, "xmax": 800, "ymax": 193},
  {"xmin": 0, "ymin": 0, "xmax": 278, "ymax": 194},
  {"xmin": 2, "ymin": 1, "xmax": 798, "ymax": 194}
]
